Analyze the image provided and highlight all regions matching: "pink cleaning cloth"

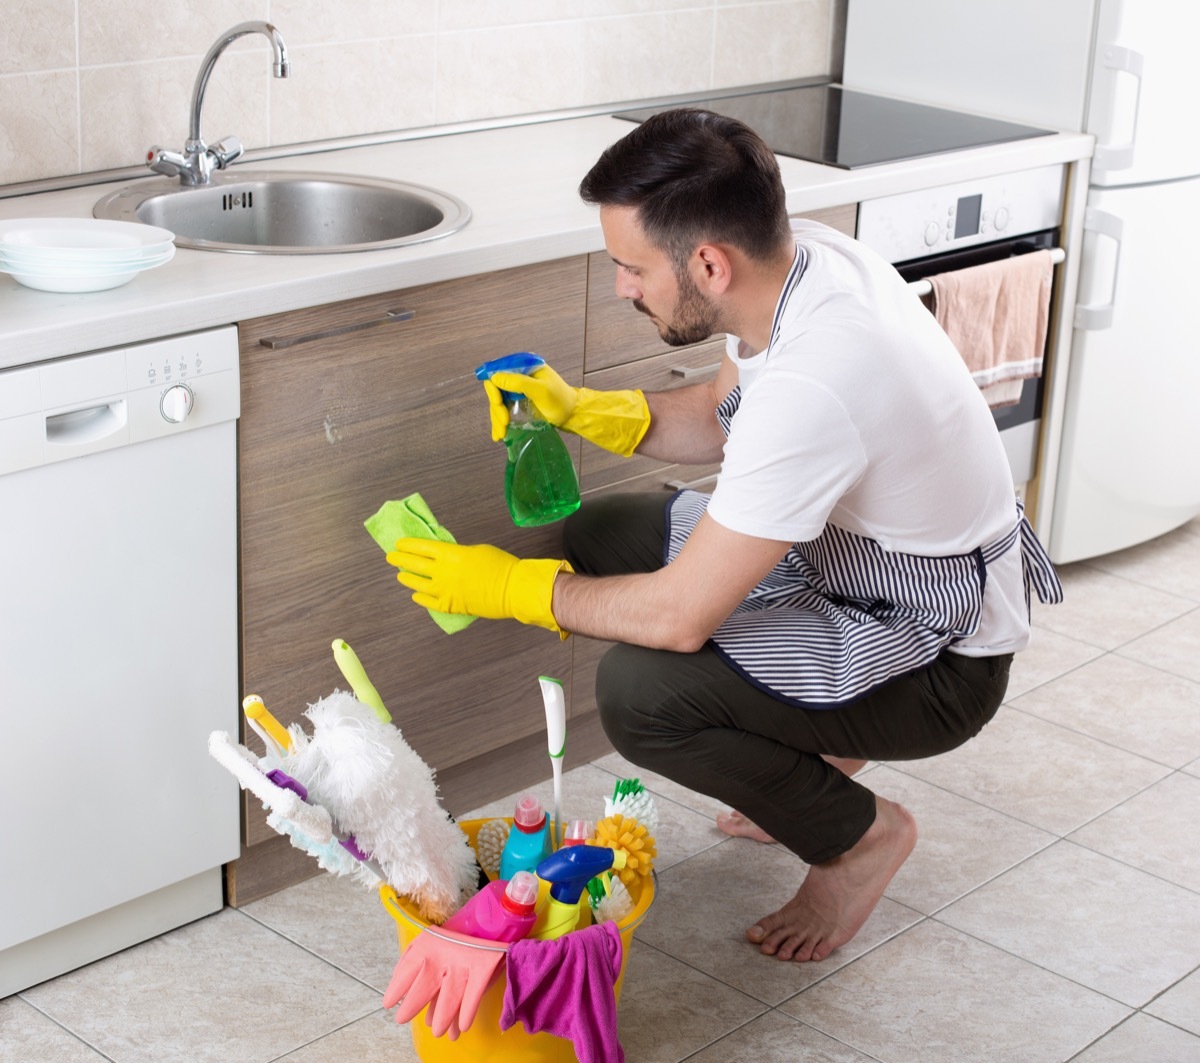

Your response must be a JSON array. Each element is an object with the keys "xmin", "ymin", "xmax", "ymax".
[
  {"xmin": 927, "ymin": 249, "xmax": 1053, "ymax": 409},
  {"xmin": 500, "ymin": 920, "xmax": 624, "ymax": 1063}
]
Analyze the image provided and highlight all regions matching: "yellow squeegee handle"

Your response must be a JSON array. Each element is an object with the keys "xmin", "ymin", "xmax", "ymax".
[
  {"xmin": 332, "ymin": 639, "xmax": 391, "ymax": 723},
  {"xmin": 243, "ymin": 695, "xmax": 293, "ymax": 755}
]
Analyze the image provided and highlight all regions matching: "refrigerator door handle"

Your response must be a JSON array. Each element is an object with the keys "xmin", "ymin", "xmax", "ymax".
[
  {"xmin": 1092, "ymin": 45, "xmax": 1144, "ymax": 173},
  {"xmin": 1074, "ymin": 208, "xmax": 1124, "ymax": 332}
]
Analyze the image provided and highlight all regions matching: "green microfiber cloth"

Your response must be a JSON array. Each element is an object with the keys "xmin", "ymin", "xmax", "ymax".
[{"xmin": 365, "ymin": 494, "xmax": 476, "ymax": 634}]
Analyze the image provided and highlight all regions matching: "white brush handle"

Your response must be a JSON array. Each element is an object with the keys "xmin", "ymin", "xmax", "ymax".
[
  {"xmin": 539, "ymin": 676, "xmax": 566, "ymax": 758},
  {"xmin": 207, "ymin": 731, "xmax": 334, "ymax": 843}
]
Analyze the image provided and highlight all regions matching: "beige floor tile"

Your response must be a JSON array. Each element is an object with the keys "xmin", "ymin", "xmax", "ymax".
[
  {"xmin": 1071, "ymin": 1012, "xmax": 1200, "ymax": 1063},
  {"xmin": 893, "ymin": 706, "xmax": 1170, "ymax": 835},
  {"xmin": 1146, "ymin": 968, "xmax": 1200, "ymax": 1037},
  {"xmin": 616, "ymin": 942, "xmax": 769, "ymax": 1062},
  {"xmin": 1009, "ymin": 653, "xmax": 1200, "ymax": 767},
  {"xmin": 464, "ymin": 762, "xmax": 723, "ymax": 872},
  {"xmin": 1119, "ymin": 607, "xmax": 1200, "ymax": 685},
  {"xmin": 277, "ymin": 1009, "xmax": 419, "ymax": 1062},
  {"xmin": 1031, "ymin": 564, "xmax": 1194, "ymax": 649},
  {"xmin": 1086, "ymin": 523, "xmax": 1200, "ymax": 603},
  {"xmin": 1069, "ymin": 771, "xmax": 1200, "ymax": 892},
  {"xmin": 684, "ymin": 1009, "xmax": 879, "ymax": 1062},
  {"xmin": 1185, "ymin": 756, "xmax": 1200, "ymax": 779},
  {"xmin": 782, "ymin": 920, "xmax": 1130, "ymax": 1063},
  {"xmin": 243, "ymin": 871, "xmax": 402, "ymax": 992},
  {"xmin": 634, "ymin": 839, "xmax": 922, "ymax": 1006},
  {"xmin": 19, "ymin": 909, "xmax": 380, "ymax": 1063},
  {"xmin": 1004, "ymin": 625, "xmax": 1104, "ymax": 700},
  {"xmin": 868, "ymin": 766, "xmax": 1056, "ymax": 915},
  {"xmin": 937, "ymin": 841, "xmax": 1200, "ymax": 1006},
  {"xmin": 0, "ymin": 996, "xmax": 107, "ymax": 1061}
]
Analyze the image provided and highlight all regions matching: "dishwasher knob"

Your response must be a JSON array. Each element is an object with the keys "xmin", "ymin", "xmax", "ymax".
[
  {"xmin": 994, "ymin": 206, "xmax": 1010, "ymax": 231},
  {"xmin": 923, "ymin": 221, "xmax": 941, "ymax": 246},
  {"xmin": 160, "ymin": 382, "xmax": 194, "ymax": 423}
]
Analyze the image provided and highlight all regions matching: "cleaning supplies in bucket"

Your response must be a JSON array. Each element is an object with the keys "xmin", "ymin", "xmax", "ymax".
[{"xmin": 382, "ymin": 817, "xmax": 656, "ymax": 1063}]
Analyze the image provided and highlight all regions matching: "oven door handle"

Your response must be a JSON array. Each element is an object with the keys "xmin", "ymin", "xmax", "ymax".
[
  {"xmin": 907, "ymin": 246, "xmax": 1065, "ymax": 298},
  {"xmin": 1074, "ymin": 209, "xmax": 1123, "ymax": 332}
]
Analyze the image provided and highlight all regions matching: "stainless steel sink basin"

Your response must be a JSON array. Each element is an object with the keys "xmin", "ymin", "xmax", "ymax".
[{"xmin": 93, "ymin": 171, "xmax": 471, "ymax": 254}]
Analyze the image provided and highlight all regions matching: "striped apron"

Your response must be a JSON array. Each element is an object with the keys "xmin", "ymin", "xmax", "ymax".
[{"xmin": 664, "ymin": 387, "xmax": 1064, "ymax": 708}]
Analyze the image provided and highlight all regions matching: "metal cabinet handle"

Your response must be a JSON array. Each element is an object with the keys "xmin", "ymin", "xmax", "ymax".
[
  {"xmin": 664, "ymin": 472, "xmax": 719, "ymax": 491},
  {"xmin": 258, "ymin": 308, "xmax": 416, "ymax": 349},
  {"xmin": 670, "ymin": 362, "xmax": 722, "ymax": 380}
]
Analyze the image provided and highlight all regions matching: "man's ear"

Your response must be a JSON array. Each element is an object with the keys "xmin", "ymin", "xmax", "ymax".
[{"xmin": 691, "ymin": 243, "xmax": 734, "ymax": 295}]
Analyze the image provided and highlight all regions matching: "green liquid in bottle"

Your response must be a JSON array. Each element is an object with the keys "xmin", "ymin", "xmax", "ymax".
[{"xmin": 503, "ymin": 415, "xmax": 581, "ymax": 527}]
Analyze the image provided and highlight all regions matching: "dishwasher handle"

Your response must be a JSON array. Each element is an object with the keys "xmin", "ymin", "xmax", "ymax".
[{"xmin": 45, "ymin": 399, "xmax": 129, "ymax": 448}]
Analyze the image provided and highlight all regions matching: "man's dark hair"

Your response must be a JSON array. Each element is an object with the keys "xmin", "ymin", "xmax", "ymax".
[{"xmin": 579, "ymin": 108, "xmax": 792, "ymax": 269}]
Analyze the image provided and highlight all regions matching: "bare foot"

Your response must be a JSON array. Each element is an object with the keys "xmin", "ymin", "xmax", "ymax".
[
  {"xmin": 716, "ymin": 810, "xmax": 778, "ymax": 843},
  {"xmin": 746, "ymin": 796, "xmax": 917, "ymax": 962}
]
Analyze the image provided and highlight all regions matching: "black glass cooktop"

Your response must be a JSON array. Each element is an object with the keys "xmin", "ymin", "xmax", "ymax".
[{"xmin": 615, "ymin": 84, "xmax": 1053, "ymax": 169}]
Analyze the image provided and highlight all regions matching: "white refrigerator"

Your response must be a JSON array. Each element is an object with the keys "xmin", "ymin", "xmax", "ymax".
[{"xmin": 843, "ymin": 0, "xmax": 1200, "ymax": 562}]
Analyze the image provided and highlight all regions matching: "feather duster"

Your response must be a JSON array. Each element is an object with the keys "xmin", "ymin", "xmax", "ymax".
[{"xmin": 282, "ymin": 690, "xmax": 479, "ymax": 922}]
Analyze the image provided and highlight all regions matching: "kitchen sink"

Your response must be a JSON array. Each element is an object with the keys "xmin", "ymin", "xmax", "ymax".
[{"xmin": 92, "ymin": 171, "xmax": 471, "ymax": 254}]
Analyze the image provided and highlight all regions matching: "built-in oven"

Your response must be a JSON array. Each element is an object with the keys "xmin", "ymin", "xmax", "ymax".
[{"xmin": 855, "ymin": 164, "xmax": 1067, "ymax": 487}]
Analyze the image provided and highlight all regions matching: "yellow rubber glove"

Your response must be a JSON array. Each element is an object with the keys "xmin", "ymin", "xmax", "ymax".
[
  {"xmin": 387, "ymin": 539, "xmax": 573, "ymax": 636},
  {"xmin": 484, "ymin": 364, "xmax": 651, "ymax": 457}
]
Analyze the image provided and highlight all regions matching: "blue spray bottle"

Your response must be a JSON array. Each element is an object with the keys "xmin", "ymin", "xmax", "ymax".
[
  {"xmin": 474, "ymin": 353, "xmax": 581, "ymax": 527},
  {"xmin": 531, "ymin": 844, "xmax": 627, "ymax": 941},
  {"xmin": 498, "ymin": 793, "xmax": 553, "ymax": 881}
]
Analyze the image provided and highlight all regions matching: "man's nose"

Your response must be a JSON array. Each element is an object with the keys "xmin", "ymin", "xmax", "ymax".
[{"xmin": 614, "ymin": 267, "xmax": 640, "ymax": 301}]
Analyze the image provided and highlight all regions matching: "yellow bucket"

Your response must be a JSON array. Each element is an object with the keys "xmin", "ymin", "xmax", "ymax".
[{"xmin": 379, "ymin": 817, "xmax": 655, "ymax": 1063}]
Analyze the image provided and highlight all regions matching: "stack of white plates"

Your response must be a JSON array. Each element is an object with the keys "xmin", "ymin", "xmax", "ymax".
[{"xmin": 0, "ymin": 217, "xmax": 175, "ymax": 293}]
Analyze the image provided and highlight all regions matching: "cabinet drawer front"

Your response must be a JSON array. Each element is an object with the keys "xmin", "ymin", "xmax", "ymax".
[{"xmin": 579, "ymin": 344, "xmax": 725, "ymax": 491}]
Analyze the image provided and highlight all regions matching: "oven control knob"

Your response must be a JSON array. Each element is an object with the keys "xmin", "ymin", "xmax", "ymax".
[
  {"xmin": 994, "ymin": 207, "xmax": 1010, "ymax": 232},
  {"xmin": 923, "ymin": 221, "xmax": 941, "ymax": 246},
  {"xmin": 160, "ymin": 382, "xmax": 194, "ymax": 424}
]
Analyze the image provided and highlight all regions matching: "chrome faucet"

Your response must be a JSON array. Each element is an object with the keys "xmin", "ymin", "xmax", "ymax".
[{"xmin": 147, "ymin": 21, "xmax": 289, "ymax": 186}]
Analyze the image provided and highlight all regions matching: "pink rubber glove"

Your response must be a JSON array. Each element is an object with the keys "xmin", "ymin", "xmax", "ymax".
[{"xmin": 384, "ymin": 925, "xmax": 507, "ymax": 1040}]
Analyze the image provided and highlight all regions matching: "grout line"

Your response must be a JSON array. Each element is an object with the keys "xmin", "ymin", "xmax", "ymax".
[{"xmin": 12, "ymin": 995, "xmax": 119, "ymax": 1062}]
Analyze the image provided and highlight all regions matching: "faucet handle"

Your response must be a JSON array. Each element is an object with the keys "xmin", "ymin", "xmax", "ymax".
[
  {"xmin": 146, "ymin": 146, "xmax": 189, "ymax": 178},
  {"xmin": 209, "ymin": 136, "xmax": 244, "ymax": 169}
]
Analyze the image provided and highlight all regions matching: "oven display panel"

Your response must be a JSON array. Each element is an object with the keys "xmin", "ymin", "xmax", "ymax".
[{"xmin": 954, "ymin": 194, "xmax": 982, "ymax": 239}]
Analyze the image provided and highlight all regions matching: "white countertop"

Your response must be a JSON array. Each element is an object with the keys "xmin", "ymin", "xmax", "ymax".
[{"xmin": 0, "ymin": 114, "xmax": 1093, "ymax": 371}]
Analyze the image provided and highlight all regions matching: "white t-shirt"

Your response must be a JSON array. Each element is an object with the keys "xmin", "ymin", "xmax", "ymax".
[{"xmin": 664, "ymin": 220, "xmax": 1057, "ymax": 705}]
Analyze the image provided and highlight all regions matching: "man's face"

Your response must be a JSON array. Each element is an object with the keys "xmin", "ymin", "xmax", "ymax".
[{"xmin": 600, "ymin": 205, "xmax": 720, "ymax": 347}]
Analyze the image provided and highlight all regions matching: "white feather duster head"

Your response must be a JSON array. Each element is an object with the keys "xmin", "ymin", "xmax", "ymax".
[{"xmin": 282, "ymin": 690, "xmax": 479, "ymax": 923}]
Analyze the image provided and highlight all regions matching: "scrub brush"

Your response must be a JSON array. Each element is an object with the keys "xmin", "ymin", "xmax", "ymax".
[
  {"xmin": 591, "ymin": 813, "xmax": 656, "ymax": 901},
  {"xmin": 586, "ymin": 874, "xmax": 635, "ymax": 925},
  {"xmin": 604, "ymin": 778, "xmax": 659, "ymax": 840},
  {"xmin": 475, "ymin": 818, "xmax": 510, "ymax": 878}
]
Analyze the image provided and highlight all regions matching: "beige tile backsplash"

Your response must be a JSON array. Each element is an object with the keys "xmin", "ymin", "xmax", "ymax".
[{"xmin": 0, "ymin": 0, "xmax": 835, "ymax": 186}]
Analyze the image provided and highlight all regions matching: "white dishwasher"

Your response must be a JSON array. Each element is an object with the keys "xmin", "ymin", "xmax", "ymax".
[{"xmin": 0, "ymin": 326, "xmax": 241, "ymax": 996}]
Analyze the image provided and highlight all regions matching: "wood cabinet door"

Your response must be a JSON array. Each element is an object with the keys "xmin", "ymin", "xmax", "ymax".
[{"xmin": 238, "ymin": 258, "xmax": 587, "ymax": 848}]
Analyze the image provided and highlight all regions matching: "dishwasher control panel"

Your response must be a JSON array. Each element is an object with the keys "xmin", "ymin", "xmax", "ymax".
[{"xmin": 0, "ymin": 326, "xmax": 239, "ymax": 477}]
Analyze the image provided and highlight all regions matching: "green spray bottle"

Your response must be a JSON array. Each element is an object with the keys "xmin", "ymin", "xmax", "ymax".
[{"xmin": 475, "ymin": 353, "xmax": 581, "ymax": 527}]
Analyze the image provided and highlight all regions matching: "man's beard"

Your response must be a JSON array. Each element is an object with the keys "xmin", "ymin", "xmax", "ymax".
[{"xmin": 634, "ymin": 269, "xmax": 720, "ymax": 347}]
